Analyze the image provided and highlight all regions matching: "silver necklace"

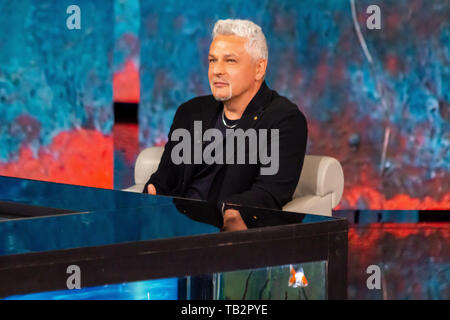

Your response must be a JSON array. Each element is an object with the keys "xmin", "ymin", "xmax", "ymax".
[{"xmin": 222, "ymin": 110, "xmax": 238, "ymax": 129}]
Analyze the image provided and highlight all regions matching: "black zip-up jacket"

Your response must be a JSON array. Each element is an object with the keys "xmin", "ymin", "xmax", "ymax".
[{"xmin": 143, "ymin": 81, "xmax": 308, "ymax": 211}]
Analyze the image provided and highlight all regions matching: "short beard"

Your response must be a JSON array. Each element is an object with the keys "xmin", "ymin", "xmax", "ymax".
[{"xmin": 212, "ymin": 83, "xmax": 232, "ymax": 102}]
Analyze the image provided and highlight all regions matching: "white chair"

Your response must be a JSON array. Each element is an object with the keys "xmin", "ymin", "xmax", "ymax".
[{"xmin": 123, "ymin": 147, "xmax": 344, "ymax": 216}]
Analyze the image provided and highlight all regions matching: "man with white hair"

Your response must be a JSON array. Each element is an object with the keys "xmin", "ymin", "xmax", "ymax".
[{"xmin": 144, "ymin": 19, "xmax": 307, "ymax": 230}]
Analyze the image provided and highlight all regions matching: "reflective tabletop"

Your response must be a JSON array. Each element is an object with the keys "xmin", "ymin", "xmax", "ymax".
[{"xmin": 0, "ymin": 175, "xmax": 338, "ymax": 256}]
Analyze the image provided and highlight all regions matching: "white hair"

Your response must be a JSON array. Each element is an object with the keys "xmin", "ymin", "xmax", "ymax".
[{"xmin": 212, "ymin": 19, "xmax": 268, "ymax": 61}]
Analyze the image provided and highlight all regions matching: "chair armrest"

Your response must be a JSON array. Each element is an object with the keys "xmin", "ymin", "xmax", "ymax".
[
  {"xmin": 122, "ymin": 184, "xmax": 146, "ymax": 193},
  {"xmin": 282, "ymin": 194, "xmax": 333, "ymax": 216},
  {"xmin": 134, "ymin": 146, "xmax": 165, "ymax": 185}
]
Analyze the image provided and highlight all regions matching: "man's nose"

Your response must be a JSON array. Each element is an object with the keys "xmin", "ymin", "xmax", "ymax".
[{"xmin": 213, "ymin": 61, "xmax": 226, "ymax": 75}]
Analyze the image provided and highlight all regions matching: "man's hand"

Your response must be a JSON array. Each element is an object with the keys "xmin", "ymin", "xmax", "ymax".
[
  {"xmin": 222, "ymin": 209, "xmax": 248, "ymax": 232},
  {"xmin": 146, "ymin": 184, "xmax": 157, "ymax": 195}
]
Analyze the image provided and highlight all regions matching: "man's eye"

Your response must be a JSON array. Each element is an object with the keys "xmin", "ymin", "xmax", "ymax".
[
  {"xmin": 209, "ymin": 59, "xmax": 216, "ymax": 63},
  {"xmin": 227, "ymin": 59, "xmax": 236, "ymax": 63}
]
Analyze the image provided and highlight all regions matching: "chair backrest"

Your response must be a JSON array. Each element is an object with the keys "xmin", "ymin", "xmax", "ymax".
[
  {"xmin": 133, "ymin": 147, "xmax": 344, "ymax": 208},
  {"xmin": 293, "ymin": 155, "xmax": 344, "ymax": 208}
]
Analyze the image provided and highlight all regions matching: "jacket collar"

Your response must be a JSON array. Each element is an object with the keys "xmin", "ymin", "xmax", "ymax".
[
  {"xmin": 237, "ymin": 81, "xmax": 272, "ymax": 130},
  {"xmin": 201, "ymin": 81, "xmax": 273, "ymax": 131}
]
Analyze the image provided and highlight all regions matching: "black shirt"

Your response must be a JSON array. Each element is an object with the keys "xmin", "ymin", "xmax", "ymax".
[{"xmin": 184, "ymin": 110, "xmax": 239, "ymax": 200}]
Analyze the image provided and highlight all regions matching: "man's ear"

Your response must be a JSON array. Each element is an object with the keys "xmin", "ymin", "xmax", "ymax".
[{"xmin": 255, "ymin": 59, "xmax": 267, "ymax": 81}]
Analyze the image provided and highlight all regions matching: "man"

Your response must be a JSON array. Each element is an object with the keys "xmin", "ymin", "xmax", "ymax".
[{"xmin": 144, "ymin": 19, "xmax": 307, "ymax": 230}]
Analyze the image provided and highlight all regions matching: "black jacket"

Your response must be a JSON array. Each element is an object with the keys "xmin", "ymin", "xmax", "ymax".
[{"xmin": 144, "ymin": 81, "xmax": 308, "ymax": 210}]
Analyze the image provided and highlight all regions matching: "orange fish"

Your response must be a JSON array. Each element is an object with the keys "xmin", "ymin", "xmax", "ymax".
[{"xmin": 289, "ymin": 265, "xmax": 308, "ymax": 288}]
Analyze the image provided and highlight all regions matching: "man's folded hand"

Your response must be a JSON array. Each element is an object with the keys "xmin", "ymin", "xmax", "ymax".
[
  {"xmin": 146, "ymin": 184, "xmax": 157, "ymax": 195},
  {"xmin": 222, "ymin": 209, "xmax": 248, "ymax": 232}
]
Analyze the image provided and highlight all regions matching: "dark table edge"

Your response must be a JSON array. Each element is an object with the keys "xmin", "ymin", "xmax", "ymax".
[{"xmin": 0, "ymin": 218, "xmax": 348, "ymax": 299}]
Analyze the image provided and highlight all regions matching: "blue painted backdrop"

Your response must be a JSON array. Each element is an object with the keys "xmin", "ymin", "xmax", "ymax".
[
  {"xmin": 0, "ymin": 0, "xmax": 114, "ymax": 188},
  {"xmin": 138, "ymin": 0, "xmax": 449, "ymax": 209}
]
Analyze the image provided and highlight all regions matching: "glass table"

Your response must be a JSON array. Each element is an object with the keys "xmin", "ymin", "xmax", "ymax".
[{"xmin": 0, "ymin": 175, "xmax": 348, "ymax": 300}]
